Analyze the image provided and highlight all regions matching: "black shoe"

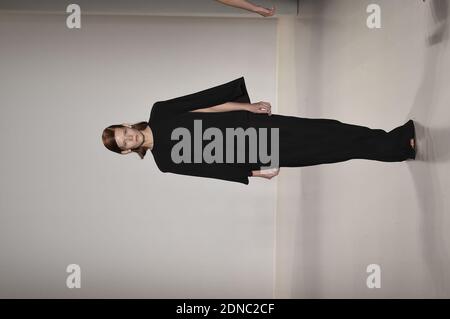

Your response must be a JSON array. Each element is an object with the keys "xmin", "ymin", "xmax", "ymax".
[{"xmin": 406, "ymin": 119, "xmax": 416, "ymax": 159}]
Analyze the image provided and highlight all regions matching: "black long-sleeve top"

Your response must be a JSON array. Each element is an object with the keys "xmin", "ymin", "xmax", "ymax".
[{"xmin": 148, "ymin": 77, "xmax": 259, "ymax": 185}]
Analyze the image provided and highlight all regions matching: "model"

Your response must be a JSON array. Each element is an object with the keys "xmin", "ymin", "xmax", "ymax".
[{"xmin": 102, "ymin": 77, "xmax": 416, "ymax": 185}]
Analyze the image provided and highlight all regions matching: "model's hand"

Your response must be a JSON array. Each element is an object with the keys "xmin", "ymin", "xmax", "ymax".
[
  {"xmin": 260, "ymin": 167, "xmax": 279, "ymax": 179},
  {"xmin": 253, "ymin": 5, "xmax": 276, "ymax": 17},
  {"xmin": 247, "ymin": 101, "xmax": 272, "ymax": 115}
]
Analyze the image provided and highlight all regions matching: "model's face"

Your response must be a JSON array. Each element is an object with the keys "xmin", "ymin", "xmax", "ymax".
[{"xmin": 115, "ymin": 127, "xmax": 144, "ymax": 153}]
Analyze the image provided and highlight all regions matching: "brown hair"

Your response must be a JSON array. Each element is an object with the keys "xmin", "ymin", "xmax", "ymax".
[{"xmin": 102, "ymin": 121, "xmax": 149, "ymax": 159}]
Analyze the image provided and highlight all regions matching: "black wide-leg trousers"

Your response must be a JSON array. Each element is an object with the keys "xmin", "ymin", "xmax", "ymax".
[{"xmin": 247, "ymin": 113, "xmax": 416, "ymax": 169}]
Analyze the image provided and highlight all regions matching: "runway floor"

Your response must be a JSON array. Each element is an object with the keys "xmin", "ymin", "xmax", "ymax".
[{"xmin": 275, "ymin": 0, "xmax": 450, "ymax": 298}]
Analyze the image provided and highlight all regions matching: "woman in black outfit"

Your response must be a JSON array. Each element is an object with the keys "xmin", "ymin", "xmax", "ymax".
[{"xmin": 102, "ymin": 77, "xmax": 416, "ymax": 185}]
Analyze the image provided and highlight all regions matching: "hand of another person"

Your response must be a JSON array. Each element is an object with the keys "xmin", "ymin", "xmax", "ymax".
[{"xmin": 253, "ymin": 5, "xmax": 276, "ymax": 17}]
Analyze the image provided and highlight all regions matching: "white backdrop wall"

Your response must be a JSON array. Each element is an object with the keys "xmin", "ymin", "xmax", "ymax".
[
  {"xmin": 0, "ymin": 12, "xmax": 278, "ymax": 298},
  {"xmin": 0, "ymin": 0, "xmax": 297, "ymax": 16}
]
